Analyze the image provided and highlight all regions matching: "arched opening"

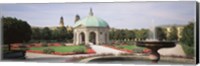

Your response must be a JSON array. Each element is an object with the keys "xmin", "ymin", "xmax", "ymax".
[
  {"xmin": 79, "ymin": 32, "xmax": 85, "ymax": 44},
  {"xmin": 89, "ymin": 32, "xmax": 96, "ymax": 44}
]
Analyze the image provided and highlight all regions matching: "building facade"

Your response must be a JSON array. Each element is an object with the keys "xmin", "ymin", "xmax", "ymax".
[{"xmin": 159, "ymin": 25, "xmax": 184, "ymax": 41}]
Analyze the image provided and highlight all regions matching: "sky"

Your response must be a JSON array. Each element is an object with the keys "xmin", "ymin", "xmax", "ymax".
[{"xmin": 0, "ymin": 1, "xmax": 196, "ymax": 29}]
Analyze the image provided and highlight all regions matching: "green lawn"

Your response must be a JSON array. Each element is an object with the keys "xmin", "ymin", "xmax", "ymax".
[
  {"xmin": 114, "ymin": 45, "xmax": 144, "ymax": 50},
  {"xmin": 30, "ymin": 46, "xmax": 87, "ymax": 53}
]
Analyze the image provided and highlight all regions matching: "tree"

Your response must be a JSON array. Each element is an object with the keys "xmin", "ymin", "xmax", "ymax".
[
  {"xmin": 167, "ymin": 26, "xmax": 178, "ymax": 41},
  {"xmin": 135, "ymin": 29, "xmax": 149, "ymax": 40},
  {"xmin": 31, "ymin": 27, "xmax": 42, "ymax": 40},
  {"xmin": 129, "ymin": 31, "xmax": 135, "ymax": 40},
  {"xmin": 2, "ymin": 17, "xmax": 32, "ymax": 50},
  {"xmin": 3, "ymin": 17, "xmax": 32, "ymax": 43},
  {"xmin": 180, "ymin": 22, "xmax": 194, "ymax": 56},
  {"xmin": 155, "ymin": 27, "xmax": 167, "ymax": 41},
  {"xmin": 41, "ymin": 27, "xmax": 52, "ymax": 40},
  {"xmin": 180, "ymin": 22, "xmax": 194, "ymax": 47}
]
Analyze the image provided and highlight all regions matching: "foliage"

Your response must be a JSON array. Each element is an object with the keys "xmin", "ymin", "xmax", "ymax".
[
  {"xmin": 2, "ymin": 17, "xmax": 32, "ymax": 44},
  {"xmin": 180, "ymin": 22, "xmax": 194, "ymax": 47},
  {"xmin": 180, "ymin": 22, "xmax": 194, "ymax": 56},
  {"xmin": 43, "ymin": 48, "xmax": 55, "ymax": 54},
  {"xmin": 181, "ymin": 44, "xmax": 194, "ymax": 56},
  {"xmin": 109, "ymin": 28, "xmax": 148, "ymax": 41},
  {"xmin": 30, "ymin": 26, "xmax": 73, "ymax": 42},
  {"xmin": 134, "ymin": 29, "xmax": 149, "ymax": 40},
  {"xmin": 41, "ymin": 27, "xmax": 52, "ymax": 40},
  {"xmin": 155, "ymin": 27, "xmax": 167, "ymax": 41},
  {"xmin": 133, "ymin": 48, "xmax": 144, "ymax": 53},
  {"xmin": 167, "ymin": 26, "xmax": 178, "ymax": 41}
]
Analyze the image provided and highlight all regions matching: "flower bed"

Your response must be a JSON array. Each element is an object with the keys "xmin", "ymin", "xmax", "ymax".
[
  {"xmin": 86, "ymin": 48, "xmax": 96, "ymax": 54},
  {"xmin": 11, "ymin": 43, "xmax": 22, "ymax": 48},
  {"xmin": 32, "ymin": 43, "xmax": 43, "ymax": 47},
  {"xmin": 26, "ymin": 50, "xmax": 43, "ymax": 54}
]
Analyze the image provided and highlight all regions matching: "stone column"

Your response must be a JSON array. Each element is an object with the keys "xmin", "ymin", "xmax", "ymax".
[
  {"xmin": 76, "ymin": 32, "xmax": 78, "ymax": 45},
  {"xmin": 96, "ymin": 31, "xmax": 99, "ymax": 45},
  {"xmin": 85, "ymin": 31, "xmax": 89, "ymax": 45}
]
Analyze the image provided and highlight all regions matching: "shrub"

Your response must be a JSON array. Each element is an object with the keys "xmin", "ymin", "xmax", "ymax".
[
  {"xmin": 182, "ymin": 44, "xmax": 194, "ymax": 57},
  {"xmin": 41, "ymin": 42, "xmax": 48, "ymax": 47},
  {"xmin": 43, "ymin": 48, "xmax": 55, "ymax": 54},
  {"xmin": 133, "ymin": 48, "xmax": 143, "ymax": 53},
  {"xmin": 117, "ymin": 46, "xmax": 124, "ymax": 49},
  {"xmin": 19, "ymin": 45, "xmax": 29, "ymax": 50}
]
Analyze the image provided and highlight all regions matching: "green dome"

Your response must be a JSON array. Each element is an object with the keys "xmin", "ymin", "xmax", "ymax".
[{"xmin": 74, "ymin": 16, "xmax": 109, "ymax": 28}]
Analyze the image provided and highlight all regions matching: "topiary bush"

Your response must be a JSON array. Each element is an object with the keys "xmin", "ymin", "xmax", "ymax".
[
  {"xmin": 43, "ymin": 48, "xmax": 55, "ymax": 54},
  {"xmin": 133, "ymin": 48, "xmax": 143, "ymax": 53}
]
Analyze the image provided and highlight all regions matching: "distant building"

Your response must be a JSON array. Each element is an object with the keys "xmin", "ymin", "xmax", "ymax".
[
  {"xmin": 158, "ymin": 25, "xmax": 184, "ymax": 41},
  {"xmin": 59, "ymin": 16, "xmax": 64, "ymax": 27},
  {"xmin": 31, "ymin": 16, "xmax": 73, "ymax": 31}
]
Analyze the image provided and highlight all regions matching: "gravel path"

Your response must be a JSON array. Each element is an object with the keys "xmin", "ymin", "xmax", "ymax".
[
  {"xmin": 90, "ymin": 45, "xmax": 126, "ymax": 55},
  {"xmin": 158, "ymin": 44, "xmax": 186, "ymax": 56}
]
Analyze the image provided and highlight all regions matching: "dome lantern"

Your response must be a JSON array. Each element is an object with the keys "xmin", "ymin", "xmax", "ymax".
[{"xmin": 89, "ymin": 8, "xmax": 93, "ymax": 16}]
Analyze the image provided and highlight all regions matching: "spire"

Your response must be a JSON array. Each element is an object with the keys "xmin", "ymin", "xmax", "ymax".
[
  {"xmin": 89, "ymin": 8, "xmax": 93, "ymax": 16},
  {"xmin": 60, "ymin": 16, "xmax": 64, "ymax": 27}
]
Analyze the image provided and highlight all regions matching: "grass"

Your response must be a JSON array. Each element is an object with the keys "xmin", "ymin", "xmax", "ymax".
[{"xmin": 30, "ymin": 45, "xmax": 87, "ymax": 53}]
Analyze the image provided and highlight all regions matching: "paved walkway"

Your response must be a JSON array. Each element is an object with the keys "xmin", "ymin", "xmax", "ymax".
[
  {"xmin": 25, "ymin": 53, "xmax": 95, "ymax": 62},
  {"xmin": 90, "ymin": 45, "xmax": 126, "ymax": 55},
  {"xmin": 158, "ymin": 44, "xmax": 186, "ymax": 56},
  {"xmin": 26, "ymin": 53, "xmax": 95, "ymax": 59}
]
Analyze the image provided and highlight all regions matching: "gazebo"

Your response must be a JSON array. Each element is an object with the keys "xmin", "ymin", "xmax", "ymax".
[{"xmin": 73, "ymin": 8, "xmax": 110, "ymax": 45}]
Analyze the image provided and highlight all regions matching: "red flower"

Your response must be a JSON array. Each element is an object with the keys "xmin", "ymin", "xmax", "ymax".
[
  {"xmin": 143, "ymin": 49, "xmax": 151, "ymax": 53},
  {"xmin": 87, "ymin": 49, "xmax": 95, "ymax": 54}
]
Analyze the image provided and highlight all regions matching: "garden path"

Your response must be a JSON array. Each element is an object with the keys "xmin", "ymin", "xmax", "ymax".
[
  {"xmin": 25, "ymin": 52, "xmax": 95, "ymax": 62},
  {"xmin": 158, "ymin": 44, "xmax": 186, "ymax": 56},
  {"xmin": 90, "ymin": 45, "xmax": 127, "ymax": 55}
]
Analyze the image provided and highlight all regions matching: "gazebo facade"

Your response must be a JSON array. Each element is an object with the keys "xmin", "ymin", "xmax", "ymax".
[{"xmin": 73, "ymin": 9, "xmax": 110, "ymax": 45}]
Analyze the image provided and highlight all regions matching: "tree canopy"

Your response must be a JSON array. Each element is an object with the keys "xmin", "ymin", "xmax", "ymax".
[
  {"xmin": 2, "ymin": 17, "xmax": 32, "ymax": 44},
  {"xmin": 180, "ymin": 22, "xmax": 194, "ymax": 47},
  {"xmin": 155, "ymin": 27, "xmax": 167, "ymax": 41}
]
